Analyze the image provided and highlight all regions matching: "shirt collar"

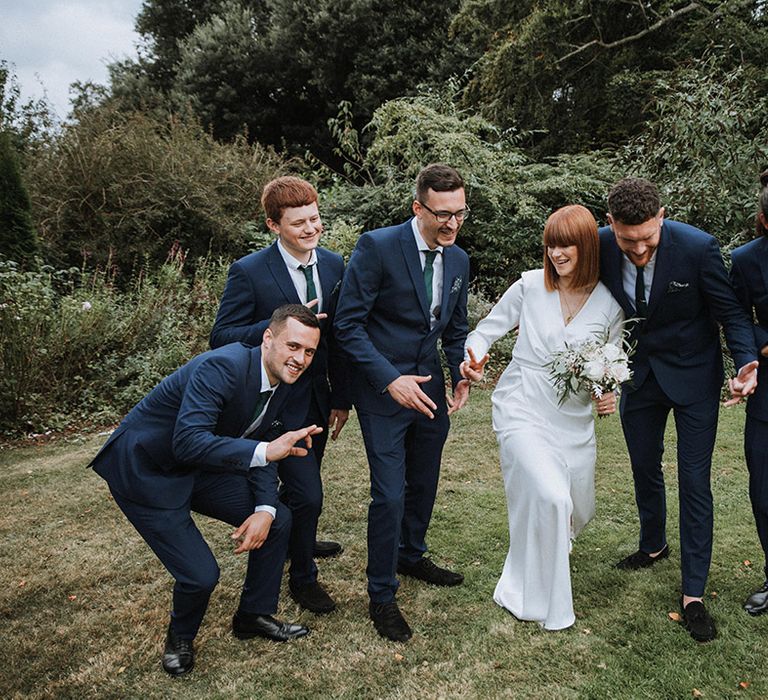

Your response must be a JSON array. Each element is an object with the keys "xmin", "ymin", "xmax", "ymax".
[
  {"xmin": 622, "ymin": 248, "xmax": 658, "ymax": 272},
  {"xmin": 259, "ymin": 357, "xmax": 278, "ymax": 392},
  {"xmin": 410, "ymin": 217, "xmax": 443, "ymax": 254},
  {"xmin": 276, "ymin": 238, "xmax": 318, "ymax": 270}
]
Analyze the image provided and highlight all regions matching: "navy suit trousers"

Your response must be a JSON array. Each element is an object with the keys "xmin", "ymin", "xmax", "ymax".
[
  {"xmin": 620, "ymin": 371, "xmax": 719, "ymax": 597},
  {"xmin": 111, "ymin": 472, "xmax": 291, "ymax": 639},
  {"xmin": 358, "ymin": 406, "xmax": 450, "ymax": 603},
  {"xmin": 745, "ymin": 415, "xmax": 768, "ymax": 578}
]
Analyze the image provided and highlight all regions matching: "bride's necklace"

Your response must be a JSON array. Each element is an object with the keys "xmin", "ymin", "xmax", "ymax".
[{"xmin": 559, "ymin": 285, "xmax": 591, "ymax": 325}]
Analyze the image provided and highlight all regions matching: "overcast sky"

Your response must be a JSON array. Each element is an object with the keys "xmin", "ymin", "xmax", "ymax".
[{"xmin": 1, "ymin": 0, "xmax": 144, "ymax": 120}]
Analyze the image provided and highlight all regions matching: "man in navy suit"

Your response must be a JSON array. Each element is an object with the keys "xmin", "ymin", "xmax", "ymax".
[
  {"xmin": 729, "ymin": 173, "xmax": 768, "ymax": 616},
  {"xmin": 210, "ymin": 176, "xmax": 350, "ymax": 615},
  {"xmin": 334, "ymin": 163, "xmax": 471, "ymax": 641},
  {"xmin": 91, "ymin": 305, "xmax": 322, "ymax": 676},
  {"xmin": 598, "ymin": 177, "xmax": 758, "ymax": 642}
]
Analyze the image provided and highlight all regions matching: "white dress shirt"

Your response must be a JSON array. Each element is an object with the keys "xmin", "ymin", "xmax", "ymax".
[
  {"xmin": 621, "ymin": 250, "xmax": 657, "ymax": 312},
  {"xmin": 411, "ymin": 217, "xmax": 443, "ymax": 328},
  {"xmin": 277, "ymin": 239, "xmax": 324, "ymax": 312}
]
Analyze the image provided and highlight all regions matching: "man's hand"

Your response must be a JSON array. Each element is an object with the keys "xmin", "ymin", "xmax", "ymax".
[
  {"xmin": 328, "ymin": 409, "xmax": 349, "ymax": 440},
  {"xmin": 387, "ymin": 375, "xmax": 436, "ymax": 418},
  {"xmin": 231, "ymin": 511, "xmax": 273, "ymax": 554},
  {"xmin": 447, "ymin": 379, "xmax": 470, "ymax": 415},
  {"xmin": 460, "ymin": 347, "xmax": 489, "ymax": 383},
  {"xmin": 265, "ymin": 425, "xmax": 323, "ymax": 461},
  {"xmin": 724, "ymin": 360, "xmax": 760, "ymax": 407},
  {"xmin": 592, "ymin": 391, "xmax": 616, "ymax": 416},
  {"xmin": 305, "ymin": 298, "xmax": 328, "ymax": 321}
]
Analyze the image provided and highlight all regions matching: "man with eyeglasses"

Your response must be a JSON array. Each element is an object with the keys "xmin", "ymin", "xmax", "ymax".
[
  {"xmin": 598, "ymin": 176, "xmax": 758, "ymax": 643},
  {"xmin": 334, "ymin": 163, "xmax": 471, "ymax": 641}
]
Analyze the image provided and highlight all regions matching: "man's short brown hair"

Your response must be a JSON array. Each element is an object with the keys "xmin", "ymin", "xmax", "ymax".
[
  {"xmin": 415, "ymin": 163, "xmax": 465, "ymax": 202},
  {"xmin": 261, "ymin": 176, "xmax": 318, "ymax": 223},
  {"xmin": 607, "ymin": 177, "xmax": 661, "ymax": 225},
  {"xmin": 268, "ymin": 304, "xmax": 320, "ymax": 334}
]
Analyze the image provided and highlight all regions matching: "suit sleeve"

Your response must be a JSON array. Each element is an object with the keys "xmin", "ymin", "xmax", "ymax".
[
  {"xmin": 441, "ymin": 257, "xmax": 470, "ymax": 388},
  {"xmin": 700, "ymin": 237, "xmax": 757, "ymax": 370},
  {"xmin": 325, "ymin": 257, "xmax": 352, "ymax": 409},
  {"xmin": 172, "ymin": 355, "xmax": 267, "ymax": 474},
  {"xmin": 730, "ymin": 250, "xmax": 768, "ymax": 352},
  {"xmin": 334, "ymin": 234, "xmax": 401, "ymax": 392},
  {"xmin": 210, "ymin": 261, "xmax": 270, "ymax": 348}
]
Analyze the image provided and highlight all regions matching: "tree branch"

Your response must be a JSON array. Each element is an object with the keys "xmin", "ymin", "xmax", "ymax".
[{"xmin": 555, "ymin": 1, "xmax": 705, "ymax": 66}]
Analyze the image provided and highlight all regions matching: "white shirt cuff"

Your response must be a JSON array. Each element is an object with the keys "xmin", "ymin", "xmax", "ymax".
[
  {"xmin": 253, "ymin": 505, "xmax": 276, "ymax": 518},
  {"xmin": 249, "ymin": 442, "xmax": 269, "ymax": 468}
]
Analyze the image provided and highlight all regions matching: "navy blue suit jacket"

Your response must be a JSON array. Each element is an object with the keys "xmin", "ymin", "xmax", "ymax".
[
  {"xmin": 334, "ymin": 219, "xmax": 470, "ymax": 415},
  {"xmin": 599, "ymin": 220, "xmax": 756, "ymax": 405},
  {"xmin": 90, "ymin": 344, "xmax": 291, "ymax": 510},
  {"xmin": 730, "ymin": 236, "xmax": 768, "ymax": 421},
  {"xmin": 210, "ymin": 242, "xmax": 350, "ymax": 421}
]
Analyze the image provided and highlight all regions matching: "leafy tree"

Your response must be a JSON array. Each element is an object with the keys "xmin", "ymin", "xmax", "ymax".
[
  {"xmin": 452, "ymin": 0, "xmax": 768, "ymax": 157},
  {"xmin": 0, "ymin": 130, "xmax": 39, "ymax": 266},
  {"xmin": 619, "ymin": 58, "xmax": 768, "ymax": 245},
  {"xmin": 112, "ymin": 0, "xmax": 472, "ymax": 158}
]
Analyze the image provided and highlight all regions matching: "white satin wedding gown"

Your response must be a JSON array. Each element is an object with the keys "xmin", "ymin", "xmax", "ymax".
[{"xmin": 466, "ymin": 269, "xmax": 623, "ymax": 630}]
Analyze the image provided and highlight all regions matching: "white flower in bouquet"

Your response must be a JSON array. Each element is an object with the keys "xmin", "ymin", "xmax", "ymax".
[{"xmin": 547, "ymin": 324, "xmax": 634, "ymax": 406}]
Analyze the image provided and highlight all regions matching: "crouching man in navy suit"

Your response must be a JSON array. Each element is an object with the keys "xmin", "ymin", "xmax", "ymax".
[
  {"xmin": 334, "ymin": 163, "xmax": 471, "ymax": 642},
  {"xmin": 598, "ymin": 178, "xmax": 759, "ymax": 642},
  {"xmin": 210, "ymin": 176, "xmax": 350, "ymax": 615},
  {"xmin": 90, "ymin": 305, "xmax": 323, "ymax": 676}
]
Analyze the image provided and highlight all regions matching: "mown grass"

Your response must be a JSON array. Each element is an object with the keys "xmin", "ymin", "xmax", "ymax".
[{"xmin": 1, "ymin": 389, "xmax": 767, "ymax": 699}]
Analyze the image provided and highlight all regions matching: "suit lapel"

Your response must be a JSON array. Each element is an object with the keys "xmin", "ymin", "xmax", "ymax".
[
  {"xmin": 646, "ymin": 223, "xmax": 675, "ymax": 320},
  {"xmin": 239, "ymin": 347, "xmax": 268, "ymax": 435},
  {"xmin": 603, "ymin": 236, "xmax": 634, "ymax": 317},
  {"xmin": 399, "ymin": 222, "xmax": 431, "ymax": 324},
  {"xmin": 757, "ymin": 237, "xmax": 768, "ymax": 295},
  {"xmin": 266, "ymin": 242, "xmax": 301, "ymax": 304},
  {"xmin": 439, "ymin": 247, "xmax": 459, "ymax": 328}
]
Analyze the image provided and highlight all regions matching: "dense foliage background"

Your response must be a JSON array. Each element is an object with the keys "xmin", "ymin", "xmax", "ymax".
[{"xmin": 1, "ymin": 0, "xmax": 767, "ymax": 433}]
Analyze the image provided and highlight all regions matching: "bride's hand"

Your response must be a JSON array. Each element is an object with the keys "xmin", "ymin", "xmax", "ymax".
[
  {"xmin": 593, "ymin": 391, "xmax": 616, "ymax": 416},
  {"xmin": 461, "ymin": 348, "xmax": 489, "ymax": 382}
]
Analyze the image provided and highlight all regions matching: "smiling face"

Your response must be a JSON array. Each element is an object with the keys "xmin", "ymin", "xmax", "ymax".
[
  {"xmin": 412, "ymin": 187, "xmax": 466, "ymax": 249},
  {"xmin": 267, "ymin": 202, "xmax": 323, "ymax": 263},
  {"xmin": 608, "ymin": 208, "xmax": 664, "ymax": 267},
  {"xmin": 261, "ymin": 316, "xmax": 320, "ymax": 385},
  {"xmin": 547, "ymin": 244, "xmax": 579, "ymax": 281}
]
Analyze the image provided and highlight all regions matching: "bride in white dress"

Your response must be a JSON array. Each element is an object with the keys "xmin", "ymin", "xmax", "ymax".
[{"xmin": 463, "ymin": 205, "xmax": 624, "ymax": 630}]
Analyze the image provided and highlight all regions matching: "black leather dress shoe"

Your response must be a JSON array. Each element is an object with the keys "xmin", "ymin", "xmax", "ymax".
[
  {"xmin": 314, "ymin": 540, "xmax": 343, "ymax": 558},
  {"xmin": 232, "ymin": 611, "xmax": 309, "ymax": 642},
  {"xmin": 162, "ymin": 624, "xmax": 194, "ymax": 676},
  {"xmin": 744, "ymin": 581, "xmax": 768, "ymax": 616},
  {"xmin": 615, "ymin": 544, "xmax": 670, "ymax": 570},
  {"xmin": 397, "ymin": 557, "xmax": 464, "ymax": 586},
  {"xmin": 290, "ymin": 580, "xmax": 336, "ymax": 614},
  {"xmin": 681, "ymin": 600, "xmax": 717, "ymax": 642},
  {"xmin": 369, "ymin": 601, "xmax": 412, "ymax": 642}
]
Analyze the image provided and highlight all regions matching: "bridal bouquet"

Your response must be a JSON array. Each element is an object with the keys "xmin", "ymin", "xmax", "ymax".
[{"xmin": 547, "ymin": 326, "xmax": 634, "ymax": 406}]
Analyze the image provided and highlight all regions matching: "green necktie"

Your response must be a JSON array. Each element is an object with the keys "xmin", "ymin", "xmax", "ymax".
[
  {"xmin": 301, "ymin": 264, "xmax": 317, "ymax": 304},
  {"xmin": 635, "ymin": 265, "xmax": 647, "ymax": 318},
  {"xmin": 424, "ymin": 250, "xmax": 438, "ymax": 308},
  {"xmin": 250, "ymin": 390, "xmax": 272, "ymax": 427}
]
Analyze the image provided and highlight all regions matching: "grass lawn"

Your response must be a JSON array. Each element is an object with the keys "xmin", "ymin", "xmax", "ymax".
[{"xmin": 1, "ymin": 389, "xmax": 767, "ymax": 699}]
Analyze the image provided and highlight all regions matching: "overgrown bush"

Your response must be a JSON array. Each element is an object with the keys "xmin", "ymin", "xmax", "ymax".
[
  {"xmin": 0, "ymin": 251, "xmax": 228, "ymax": 434},
  {"xmin": 24, "ymin": 105, "xmax": 287, "ymax": 276},
  {"xmin": 318, "ymin": 94, "xmax": 619, "ymax": 297}
]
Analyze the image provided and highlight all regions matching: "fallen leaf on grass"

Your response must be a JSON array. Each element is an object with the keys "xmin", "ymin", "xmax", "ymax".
[
  {"xmin": 117, "ymin": 666, "xmax": 126, "ymax": 674},
  {"xmin": 67, "ymin": 595, "xmax": 77, "ymax": 601},
  {"xmin": 710, "ymin": 591, "xmax": 718, "ymax": 598},
  {"xmin": 394, "ymin": 653, "xmax": 404, "ymax": 662},
  {"xmin": 692, "ymin": 689, "xmax": 702, "ymax": 697},
  {"xmin": 18, "ymin": 580, "xmax": 26, "ymax": 588},
  {"xmin": 668, "ymin": 612, "xmax": 682, "ymax": 621},
  {"xmin": 744, "ymin": 560, "xmax": 752, "ymax": 567},
  {"xmin": 739, "ymin": 681, "xmax": 750, "ymax": 690}
]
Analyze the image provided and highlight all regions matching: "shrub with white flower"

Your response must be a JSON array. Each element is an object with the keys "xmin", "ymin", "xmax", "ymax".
[{"xmin": 547, "ymin": 324, "xmax": 634, "ymax": 406}]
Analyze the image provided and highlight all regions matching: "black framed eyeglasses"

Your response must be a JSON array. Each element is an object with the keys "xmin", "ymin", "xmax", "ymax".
[{"xmin": 419, "ymin": 201, "xmax": 471, "ymax": 224}]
